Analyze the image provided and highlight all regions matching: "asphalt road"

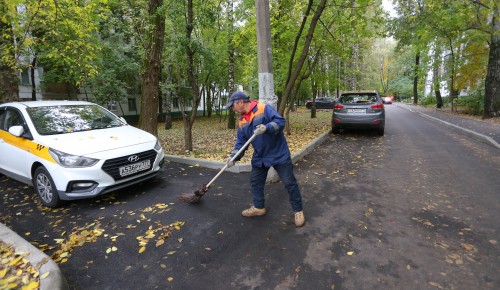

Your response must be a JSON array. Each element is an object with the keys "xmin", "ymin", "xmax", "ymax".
[{"xmin": 1, "ymin": 105, "xmax": 499, "ymax": 290}]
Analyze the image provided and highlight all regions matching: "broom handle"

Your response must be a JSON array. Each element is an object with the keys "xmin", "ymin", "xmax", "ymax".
[{"xmin": 205, "ymin": 133, "xmax": 257, "ymax": 189}]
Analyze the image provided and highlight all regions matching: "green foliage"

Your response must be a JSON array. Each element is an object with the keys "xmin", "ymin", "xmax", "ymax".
[
  {"xmin": 3, "ymin": 0, "xmax": 109, "ymax": 88},
  {"xmin": 389, "ymin": 0, "xmax": 496, "ymax": 109},
  {"xmin": 420, "ymin": 96, "xmax": 436, "ymax": 106},
  {"xmin": 84, "ymin": 1, "xmax": 142, "ymax": 105},
  {"xmin": 455, "ymin": 89, "xmax": 484, "ymax": 116}
]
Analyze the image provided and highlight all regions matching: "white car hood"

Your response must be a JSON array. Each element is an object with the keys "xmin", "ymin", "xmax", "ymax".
[{"xmin": 37, "ymin": 126, "xmax": 157, "ymax": 156}]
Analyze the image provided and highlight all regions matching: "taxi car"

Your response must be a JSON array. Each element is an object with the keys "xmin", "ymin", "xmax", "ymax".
[{"xmin": 0, "ymin": 101, "xmax": 165, "ymax": 207}]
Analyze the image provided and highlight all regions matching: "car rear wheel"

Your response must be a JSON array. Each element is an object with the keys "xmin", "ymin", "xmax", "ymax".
[
  {"xmin": 377, "ymin": 128, "xmax": 385, "ymax": 136},
  {"xmin": 332, "ymin": 127, "xmax": 340, "ymax": 134},
  {"xmin": 34, "ymin": 166, "xmax": 61, "ymax": 208}
]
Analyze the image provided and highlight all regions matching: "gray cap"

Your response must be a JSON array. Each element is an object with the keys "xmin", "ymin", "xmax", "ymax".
[{"xmin": 225, "ymin": 91, "xmax": 249, "ymax": 109}]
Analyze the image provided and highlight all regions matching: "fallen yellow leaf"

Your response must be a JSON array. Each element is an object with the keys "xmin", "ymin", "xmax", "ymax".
[
  {"xmin": 346, "ymin": 252, "xmax": 354, "ymax": 256},
  {"xmin": 167, "ymin": 277, "xmax": 173, "ymax": 282},
  {"xmin": 21, "ymin": 281, "xmax": 39, "ymax": 290},
  {"xmin": 0, "ymin": 269, "xmax": 7, "ymax": 278},
  {"xmin": 139, "ymin": 247, "xmax": 146, "ymax": 254}
]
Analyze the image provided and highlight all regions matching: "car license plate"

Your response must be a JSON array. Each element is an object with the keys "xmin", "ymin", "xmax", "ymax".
[
  {"xmin": 119, "ymin": 160, "xmax": 151, "ymax": 177},
  {"xmin": 347, "ymin": 109, "xmax": 366, "ymax": 113}
]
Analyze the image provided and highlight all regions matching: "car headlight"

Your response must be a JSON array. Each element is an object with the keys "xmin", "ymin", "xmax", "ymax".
[
  {"xmin": 49, "ymin": 148, "xmax": 99, "ymax": 168},
  {"xmin": 154, "ymin": 139, "xmax": 163, "ymax": 151}
]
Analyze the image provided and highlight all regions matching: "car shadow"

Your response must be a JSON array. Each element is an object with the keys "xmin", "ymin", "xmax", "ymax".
[{"xmin": 331, "ymin": 128, "xmax": 385, "ymax": 137}]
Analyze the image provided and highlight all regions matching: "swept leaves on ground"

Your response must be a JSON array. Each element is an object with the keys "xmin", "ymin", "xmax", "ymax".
[
  {"xmin": 0, "ymin": 241, "xmax": 40, "ymax": 290},
  {"xmin": 158, "ymin": 108, "xmax": 332, "ymax": 163},
  {"xmin": 51, "ymin": 222, "xmax": 105, "ymax": 264}
]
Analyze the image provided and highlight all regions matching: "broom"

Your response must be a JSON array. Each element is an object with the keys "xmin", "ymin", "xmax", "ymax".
[{"xmin": 178, "ymin": 133, "xmax": 257, "ymax": 203}]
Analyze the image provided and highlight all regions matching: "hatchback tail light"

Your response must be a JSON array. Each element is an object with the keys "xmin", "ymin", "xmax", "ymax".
[
  {"xmin": 371, "ymin": 103, "xmax": 384, "ymax": 110},
  {"xmin": 334, "ymin": 104, "xmax": 344, "ymax": 110}
]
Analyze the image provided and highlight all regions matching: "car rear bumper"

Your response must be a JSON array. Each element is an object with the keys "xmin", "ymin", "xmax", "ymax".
[{"xmin": 332, "ymin": 113, "xmax": 385, "ymax": 128}]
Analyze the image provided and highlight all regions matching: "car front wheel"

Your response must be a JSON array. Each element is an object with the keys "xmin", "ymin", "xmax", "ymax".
[{"xmin": 34, "ymin": 166, "xmax": 61, "ymax": 208}]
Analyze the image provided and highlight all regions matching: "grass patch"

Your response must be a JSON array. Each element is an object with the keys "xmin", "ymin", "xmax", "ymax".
[{"xmin": 157, "ymin": 107, "xmax": 331, "ymax": 163}]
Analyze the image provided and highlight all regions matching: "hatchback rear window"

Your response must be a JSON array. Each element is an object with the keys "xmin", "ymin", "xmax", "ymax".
[{"xmin": 339, "ymin": 94, "xmax": 378, "ymax": 104}]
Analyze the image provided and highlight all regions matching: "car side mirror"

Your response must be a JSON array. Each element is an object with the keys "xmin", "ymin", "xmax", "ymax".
[
  {"xmin": 8, "ymin": 125, "xmax": 24, "ymax": 137},
  {"xmin": 8, "ymin": 125, "xmax": 33, "ymax": 140}
]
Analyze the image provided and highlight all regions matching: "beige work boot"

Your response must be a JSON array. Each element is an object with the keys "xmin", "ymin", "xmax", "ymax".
[
  {"xmin": 294, "ymin": 211, "xmax": 305, "ymax": 227},
  {"xmin": 241, "ymin": 206, "xmax": 267, "ymax": 217}
]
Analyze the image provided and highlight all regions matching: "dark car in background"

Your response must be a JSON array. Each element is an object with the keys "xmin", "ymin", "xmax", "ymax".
[
  {"xmin": 306, "ymin": 97, "xmax": 335, "ymax": 109},
  {"xmin": 331, "ymin": 91, "xmax": 385, "ymax": 136}
]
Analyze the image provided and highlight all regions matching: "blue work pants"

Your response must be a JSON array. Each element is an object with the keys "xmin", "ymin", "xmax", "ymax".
[{"xmin": 249, "ymin": 157, "xmax": 303, "ymax": 212}]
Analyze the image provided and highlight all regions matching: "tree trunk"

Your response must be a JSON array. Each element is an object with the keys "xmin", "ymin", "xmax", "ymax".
[
  {"xmin": 435, "ymin": 89, "xmax": 443, "ymax": 108},
  {"xmin": 278, "ymin": 0, "xmax": 327, "ymax": 115},
  {"xmin": 184, "ymin": 0, "xmax": 201, "ymax": 151},
  {"xmin": 484, "ymin": 3, "xmax": 500, "ymax": 118},
  {"xmin": 0, "ymin": 8, "xmax": 19, "ymax": 103},
  {"xmin": 206, "ymin": 85, "xmax": 212, "ymax": 118},
  {"xmin": 139, "ymin": 0, "xmax": 166, "ymax": 137},
  {"xmin": 164, "ymin": 64, "xmax": 173, "ymax": 130},
  {"xmin": 413, "ymin": 51, "xmax": 420, "ymax": 104},
  {"xmin": 227, "ymin": 0, "xmax": 236, "ymax": 129},
  {"xmin": 31, "ymin": 55, "xmax": 37, "ymax": 101},
  {"xmin": 432, "ymin": 44, "xmax": 443, "ymax": 108},
  {"xmin": 310, "ymin": 79, "xmax": 317, "ymax": 119}
]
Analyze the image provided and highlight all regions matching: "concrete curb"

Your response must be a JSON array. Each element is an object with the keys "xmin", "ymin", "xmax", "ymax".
[
  {"xmin": 398, "ymin": 104, "xmax": 500, "ymax": 149},
  {"xmin": 0, "ymin": 223, "xmax": 69, "ymax": 290}
]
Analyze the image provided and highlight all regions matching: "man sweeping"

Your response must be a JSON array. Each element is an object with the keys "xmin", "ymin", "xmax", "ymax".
[{"xmin": 225, "ymin": 91, "xmax": 305, "ymax": 227}]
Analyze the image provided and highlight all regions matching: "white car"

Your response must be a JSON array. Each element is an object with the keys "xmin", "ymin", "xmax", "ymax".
[{"xmin": 0, "ymin": 101, "xmax": 165, "ymax": 207}]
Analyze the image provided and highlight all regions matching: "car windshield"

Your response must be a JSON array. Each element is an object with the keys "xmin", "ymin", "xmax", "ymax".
[
  {"xmin": 339, "ymin": 94, "xmax": 378, "ymax": 104},
  {"xmin": 27, "ymin": 104, "xmax": 125, "ymax": 135}
]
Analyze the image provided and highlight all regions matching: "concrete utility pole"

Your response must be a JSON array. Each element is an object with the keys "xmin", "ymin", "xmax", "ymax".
[{"xmin": 255, "ymin": 0, "xmax": 277, "ymax": 108}]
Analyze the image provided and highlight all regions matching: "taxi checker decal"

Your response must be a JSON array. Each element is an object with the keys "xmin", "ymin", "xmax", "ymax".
[{"xmin": 0, "ymin": 130, "xmax": 56, "ymax": 163}]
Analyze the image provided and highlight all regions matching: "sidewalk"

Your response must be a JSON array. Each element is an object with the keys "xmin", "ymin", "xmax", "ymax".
[{"xmin": 396, "ymin": 103, "xmax": 500, "ymax": 149}]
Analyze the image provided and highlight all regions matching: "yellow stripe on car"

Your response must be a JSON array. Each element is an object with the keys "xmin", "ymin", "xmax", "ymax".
[{"xmin": 0, "ymin": 131, "xmax": 56, "ymax": 163}]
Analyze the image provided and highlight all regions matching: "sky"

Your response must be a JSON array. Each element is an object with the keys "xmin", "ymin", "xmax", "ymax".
[{"xmin": 382, "ymin": 0, "xmax": 397, "ymax": 18}]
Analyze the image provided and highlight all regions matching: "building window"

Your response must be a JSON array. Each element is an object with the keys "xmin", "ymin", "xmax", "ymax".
[
  {"xmin": 21, "ymin": 68, "xmax": 30, "ymax": 85},
  {"xmin": 107, "ymin": 101, "xmax": 117, "ymax": 112},
  {"xmin": 128, "ymin": 98, "xmax": 137, "ymax": 111}
]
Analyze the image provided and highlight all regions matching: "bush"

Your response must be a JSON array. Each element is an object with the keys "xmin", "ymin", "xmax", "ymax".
[
  {"xmin": 420, "ymin": 96, "xmax": 437, "ymax": 106},
  {"xmin": 456, "ymin": 92, "xmax": 483, "ymax": 116}
]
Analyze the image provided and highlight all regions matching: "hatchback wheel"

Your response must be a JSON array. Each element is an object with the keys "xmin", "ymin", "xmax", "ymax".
[
  {"xmin": 377, "ymin": 128, "xmax": 385, "ymax": 136},
  {"xmin": 34, "ymin": 166, "xmax": 61, "ymax": 208},
  {"xmin": 332, "ymin": 127, "xmax": 341, "ymax": 134}
]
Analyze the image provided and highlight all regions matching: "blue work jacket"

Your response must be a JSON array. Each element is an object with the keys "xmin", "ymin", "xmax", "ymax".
[{"xmin": 231, "ymin": 102, "xmax": 291, "ymax": 167}]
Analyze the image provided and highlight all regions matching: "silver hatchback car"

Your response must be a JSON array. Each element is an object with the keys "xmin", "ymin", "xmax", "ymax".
[{"xmin": 331, "ymin": 91, "xmax": 385, "ymax": 136}]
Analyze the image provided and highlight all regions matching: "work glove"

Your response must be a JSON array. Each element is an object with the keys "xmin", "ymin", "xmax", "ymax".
[
  {"xmin": 254, "ymin": 124, "xmax": 267, "ymax": 136},
  {"xmin": 226, "ymin": 156, "xmax": 236, "ymax": 168}
]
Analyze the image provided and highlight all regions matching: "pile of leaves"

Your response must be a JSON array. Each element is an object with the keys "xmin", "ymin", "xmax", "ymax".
[
  {"xmin": 0, "ymin": 241, "xmax": 40, "ymax": 290},
  {"xmin": 158, "ymin": 108, "xmax": 332, "ymax": 163}
]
